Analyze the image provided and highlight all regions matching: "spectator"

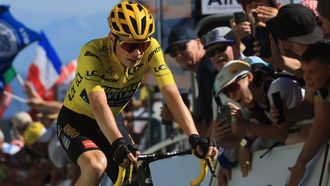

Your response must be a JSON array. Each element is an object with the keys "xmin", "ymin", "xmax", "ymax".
[
  {"xmin": 11, "ymin": 112, "xmax": 33, "ymax": 147},
  {"xmin": 164, "ymin": 26, "xmax": 218, "ymax": 136},
  {"xmin": 214, "ymin": 60, "xmax": 310, "ymax": 177},
  {"xmin": 318, "ymin": 0, "xmax": 330, "ymax": 33},
  {"xmin": 287, "ymin": 42, "xmax": 330, "ymax": 186},
  {"xmin": 203, "ymin": 26, "xmax": 239, "ymax": 71},
  {"xmin": 202, "ymin": 26, "xmax": 241, "ymax": 186},
  {"xmin": 232, "ymin": 0, "xmax": 280, "ymax": 57},
  {"xmin": 267, "ymin": 3, "xmax": 324, "ymax": 76}
]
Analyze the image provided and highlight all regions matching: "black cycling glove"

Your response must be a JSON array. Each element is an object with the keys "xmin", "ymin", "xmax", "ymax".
[
  {"xmin": 112, "ymin": 137, "xmax": 138, "ymax": 165},
  {"xmin": 189, "ymin": 134, "xmax": 216, "ymax": 159}
]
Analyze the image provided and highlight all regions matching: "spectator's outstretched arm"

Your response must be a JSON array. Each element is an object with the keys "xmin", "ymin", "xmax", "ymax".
[
  {"xmin": 288, "ymin": 96, "xmax": 330, "ymax": 186},
  {"xmin": 229, "ymin": 102, "xmax": 292, "ymax": 142},
  {"xmin": 24, "ymin": 81, "xmax": 62, "ymax": 113}
]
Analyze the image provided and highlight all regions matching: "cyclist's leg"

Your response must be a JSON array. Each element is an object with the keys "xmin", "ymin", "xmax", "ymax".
[{"xmin": 57, "ymin": 106, "xmax": 108, "ymax": 186}]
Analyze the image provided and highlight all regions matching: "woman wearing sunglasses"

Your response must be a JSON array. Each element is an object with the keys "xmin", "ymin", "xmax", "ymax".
[{"xmin": 55, "ymin": 2, "xmax": 217, "ymax": 186}]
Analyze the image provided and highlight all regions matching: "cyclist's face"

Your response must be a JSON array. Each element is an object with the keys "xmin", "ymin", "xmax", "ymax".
[{"xmin": 115, "ymin": 36, "xmax": 150, "ymax": 68}]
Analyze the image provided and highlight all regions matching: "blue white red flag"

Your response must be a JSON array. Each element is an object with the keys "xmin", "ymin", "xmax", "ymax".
[
  {"xmin": 27, "ymin": 32, "xmax": 62, "ymax": 100},
  {"xmin": 0, "ymin": 5, "xmax": 40, "ymax": 75}
]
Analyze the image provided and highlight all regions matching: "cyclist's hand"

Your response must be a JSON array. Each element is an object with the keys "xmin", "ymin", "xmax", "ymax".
[
  {"xmin": 112, "ymin": 137, "xmax": 139, "ymax": 167},
  {"xmin": 189, "ymin": 134, "xmax": 218, "ymax": 159}
]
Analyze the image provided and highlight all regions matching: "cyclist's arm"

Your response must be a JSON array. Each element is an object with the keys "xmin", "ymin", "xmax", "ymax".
[
  {"xmin": 160, "ymin": 84, "xmax": 199, "ymax": 136},
  {"xmin": 89, "ymin": 87, "xmax": 123, "ymax": 143}
]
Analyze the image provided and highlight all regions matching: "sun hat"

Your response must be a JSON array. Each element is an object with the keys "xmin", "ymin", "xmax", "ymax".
[{"xmin": 214, "ymin": 60, "xmax": 251, "ymax": 96}]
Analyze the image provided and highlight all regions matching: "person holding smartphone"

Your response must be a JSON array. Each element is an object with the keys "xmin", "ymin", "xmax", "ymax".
[
  {"xmin": 214, "ymin": 60, "xmax": 309, "ymax": 178},
  {"xmin": 231, "ymin": 0, "xmax": 280, "ymax": 57}
]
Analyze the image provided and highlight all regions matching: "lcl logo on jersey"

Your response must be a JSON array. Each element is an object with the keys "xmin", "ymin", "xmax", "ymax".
[
  {"xmin": 0, "ymin": 21, "xmax": 18, "ymax": 58},
  {"xmin": 154, "ymin": 64, "xmax": 168, "ymax": 73},
  {"xmin": 127, "ymin": 63, "xmax": 144, "ymax": 76}
]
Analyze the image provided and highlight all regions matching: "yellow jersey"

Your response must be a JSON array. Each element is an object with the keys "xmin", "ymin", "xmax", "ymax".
[{"xmin": 63, "ymin": 36, "xmax": 175, "ymax": 119}]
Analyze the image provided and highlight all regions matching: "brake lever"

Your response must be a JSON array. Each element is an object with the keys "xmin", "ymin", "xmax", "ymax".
[{"xmin": 206, "ymin": 157, "xmax": 216, "ymax": 177}]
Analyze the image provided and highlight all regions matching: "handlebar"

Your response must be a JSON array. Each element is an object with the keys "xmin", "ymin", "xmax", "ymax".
[
  {"xmin": 114, "ymin": 149, "xmax": 213, "ymax": 186},
  {"xmin": 190, "ymin": 159, "xmax": 208, "ymax": 186}
]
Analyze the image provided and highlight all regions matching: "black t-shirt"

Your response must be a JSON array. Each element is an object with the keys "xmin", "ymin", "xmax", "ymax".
[{"xmin": 195, "ymin": 55, "xmax": 218, "ymax": 126}]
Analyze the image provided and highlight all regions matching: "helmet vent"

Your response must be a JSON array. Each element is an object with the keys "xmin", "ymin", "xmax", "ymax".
[
  {"xmin": 118, "ymin": 12, "xmax": 125, "ymax": 19},
  {"xmin": 130, "ymin": 16, "xmax": 138, "ymax": 34},
  {"xmin": 141, "ymin": 17, "xmax": 146, "ymax": 33},
  {"xmin": 137, "ymin": 4, "xmax": 144, "ymax": 11},
  {"xmin": 148, "ymin": 23, "xmax": 153, "ymax": 34},
  {"xmin": 126, "ymin": 4, "xmax": 133, "ymax": 11},
  {"xmin": 112, "ymin": 22, "xmax": 120, "ymax": 31},
  {"xmin": 122, "ymin": 24, "xmax": 131, "ymax": 34}
]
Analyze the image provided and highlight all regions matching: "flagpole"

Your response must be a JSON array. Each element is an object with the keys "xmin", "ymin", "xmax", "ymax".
[
  {"xmin": 16, "ymin": 73, "xmax": 25, "ymax": 86},
  {"xmin": 3, "ymin": 91, "xmax": 27, "ymax": 103}
]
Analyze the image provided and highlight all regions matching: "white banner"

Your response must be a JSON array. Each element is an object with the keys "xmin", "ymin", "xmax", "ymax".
[{"xmin": 201, "ymin": 0, "xmax": 243, "ymax": 15}]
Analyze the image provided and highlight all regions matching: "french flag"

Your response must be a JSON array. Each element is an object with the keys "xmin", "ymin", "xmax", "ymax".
[
  {"xmin": 56, "ymin": 59, "xmax": 77, "ymax": 85},
  {"xmin": 27, "ymin": 32, "xmax": 62, "ymax": 100}
]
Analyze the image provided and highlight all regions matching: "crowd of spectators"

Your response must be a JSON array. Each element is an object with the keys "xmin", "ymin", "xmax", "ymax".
[
  {"xmin": 163, "ymin": 0, "xmax": 330, "ymax": 185},
  {"xmin": 1, "ymin": 0, "xmax": 330, "ymax": 185}
]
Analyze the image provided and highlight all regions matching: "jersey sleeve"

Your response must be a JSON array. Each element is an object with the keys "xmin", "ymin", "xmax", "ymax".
[
  {"xmin": 76, "ymin": 43, "xmax": 104, "ymax": 95},
  {"xmin": 147, "ymin": 39, "xmax": 175, "ymax": 89}
]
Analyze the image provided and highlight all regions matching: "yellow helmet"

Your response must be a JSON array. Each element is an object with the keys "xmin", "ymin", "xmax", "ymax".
[{"xmin": 108, "ymin": 1, "xmax": 155, "ymax": 40}]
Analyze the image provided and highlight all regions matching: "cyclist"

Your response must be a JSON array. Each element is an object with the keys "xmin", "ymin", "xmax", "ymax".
[{"xmin": 56, "ymin": 2, "xmax": 218, "ymax": 186}]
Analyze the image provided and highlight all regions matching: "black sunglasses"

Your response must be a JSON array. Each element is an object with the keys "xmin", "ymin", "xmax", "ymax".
[
  {"xmin": 169, "ymin": 43, "xmax": 187, "ymax": 58},
  {"xmin": 206, "ymin": 45, "xmax": 228, "ymax": 57},
  {"xmin": 222, "ymin": 74, "xmax": 248, "ymax": 97}
]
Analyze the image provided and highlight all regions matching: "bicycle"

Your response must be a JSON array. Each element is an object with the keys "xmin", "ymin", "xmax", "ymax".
[{"xmin": 114, "ymin": 149, "xmax": 215, "ymax": 186}]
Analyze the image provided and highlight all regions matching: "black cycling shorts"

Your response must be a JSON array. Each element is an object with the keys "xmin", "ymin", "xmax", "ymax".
[{"xmin": 56, "ymin": 106, "xmax": 132, "ymax": 183}]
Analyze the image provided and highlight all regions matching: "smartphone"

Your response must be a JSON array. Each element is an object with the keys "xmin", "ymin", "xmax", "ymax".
[
  {"xmin": 254, "ymin": 27, "xmax": 271, "ymax": 58},
  {"xmin": 251, "ymin": 12, "xmax": 270, "ymax": 57},
  {"xmin": 271, "ymin": 92, "xmax": 285, "ymax": 124},
  {"xmin": 234, "ymin": 12, "xmax": 247, "ymax": 24},
  {"xmin": 217, "ymin": 104, "xmax": 231, "ymax": 123}
]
